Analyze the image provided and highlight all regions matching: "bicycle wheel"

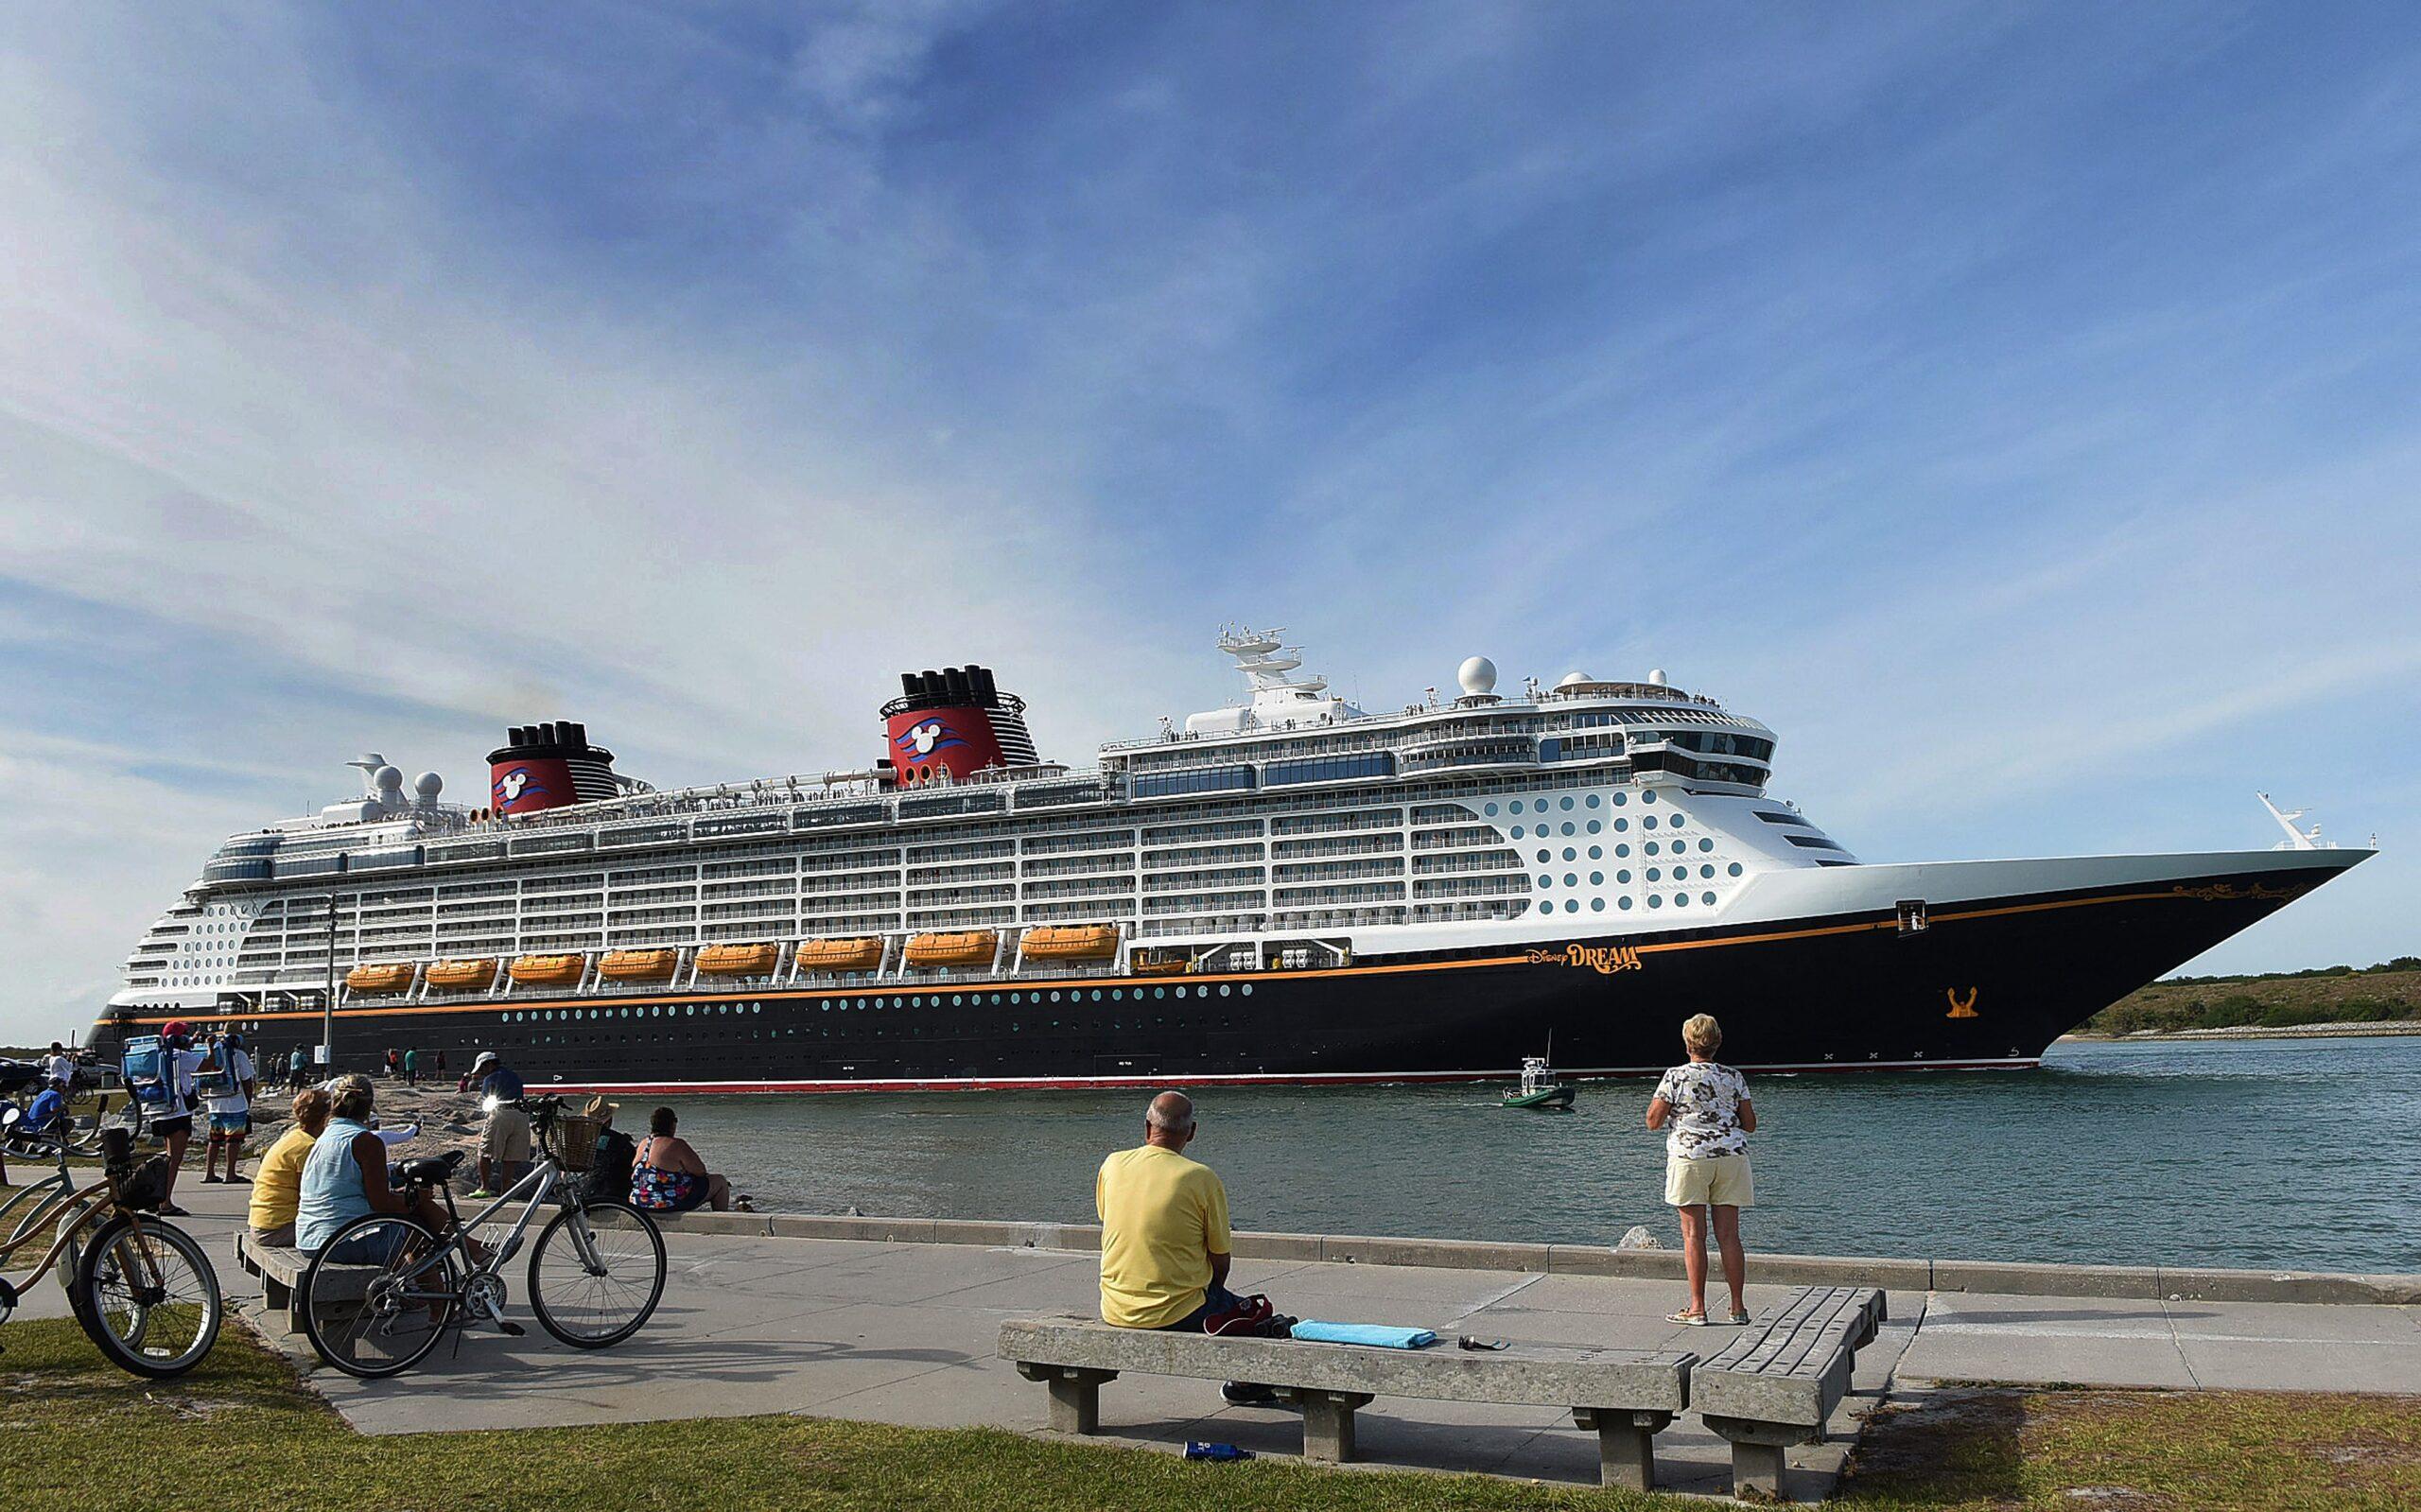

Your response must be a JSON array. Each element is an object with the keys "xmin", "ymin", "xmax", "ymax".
[
  {"xmin": 301, "ymin": 1214, "xmax": 461, "ymax": 1379},
  {"xmin": 528, "ymin": 1200, "xmax": 665, "ymax": 1347},
  {"xmin": 73, "ymin": 1215, "xmax": 221, "ymax": 1378}
]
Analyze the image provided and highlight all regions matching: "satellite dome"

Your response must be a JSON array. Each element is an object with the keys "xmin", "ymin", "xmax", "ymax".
[
  {"xmin": 1456, "ymin": 656, "xmax": 1498, "ymax": 696},
  {"xmin": 374, "ymin": 765, "xmax": 405, "ymax": 791},
  {"xmin": 413, "ymin": 772, "xmax": 444, "ymax": 800},
  {"xmin": 1557, "ymin": 670, "xmax": 1591, "ymax": 689},
  {"xmin": 1646, "ymin": 668, "xmax": 1668, "ymax": 686}
]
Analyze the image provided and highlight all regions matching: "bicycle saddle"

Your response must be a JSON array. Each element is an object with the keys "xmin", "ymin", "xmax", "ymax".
[{"xmin": 394, "ymin": 1150, "xmax": 466, "ymax": 1185}]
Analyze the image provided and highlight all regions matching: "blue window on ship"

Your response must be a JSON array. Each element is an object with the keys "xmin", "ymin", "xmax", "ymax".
[
  {"xmin": 1132, "ymin": 766, "xmax": 1256, "ymax": 799},
  {"xmin": 1263, "ymin": 753, "xmax": 1395, "ymax": 786}
]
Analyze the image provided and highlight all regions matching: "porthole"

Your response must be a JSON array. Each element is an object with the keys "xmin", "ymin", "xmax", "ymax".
[
  {"xmin": 1643, "ymin": 815, "xmax": 1659, "ymax": 830},
  {"xmin": 1049, "ymin": 990, "xmax": 1062, "ymax": 1002},
  {"xmin": 1241, "ymin": 983, "xmax": 1253, "ymax": 996},
  {"xmin": 1611, "ymin": 791, "xmax": 1627, "ymax": 807},
  {"xmin": 1586, "ymin": 820, "xmax": 1602, "ymax": 834},
  {"xmin": 1484, "ymin": 802, "xmax": 1499, "ymax": 816},
  {"xmin": 1619, "ymin": 896, "xmax": 1634, "ymax": 911},
  {"xmin": 1674, "ymin": 893, "xmax": 1689, "ymax": 908},
  {"xmin": 1701, "ymin": 864, "xmax": 1716, "ymax": 879},
  {"xmin": 1615, "ymin": 843, "xmax": 1630, "ymax": 858},
  {"xmin": 1586, "ymin": 793, "xmax": 1601, "ymax": 808},
  {"xmin": 1703, "ymin": 892, "xmax": 1717, "ymax": 906},
  {"xmin": 1560, "ymin": 822, "xmax": 1576, "ymax": 836},
  {"xmin": 1090, "ymin": 990, "xmax": 1104, "ymax": 1002},
  {"xmin": 1647, "ymin": 867, "xmax": 1662, "ymax": 881},
  {"xmin": 1559, "ymin": 796, "xmax": 1575, "ymax": 810},
  {"xmin": 1588, "ymin": 845, "xmax": 1603, "ymax": 860},
  {"xmin": 1538, "ymin": 875, "xmax": 1553, "ymax": 888},
  {"xmin": 1563, "ymin": 873, "xmax": 1578, "ymax": 887},
  {"xmin": 1699, "ymin": 838, "xmax": 1714, "ymax": 852},
  {"xmin": 1154, "ymin": 987, "xmax": 1166, "ymax": 999},
  {"xmin": 1728, "ymin": 862, "xmax": 1744, "ymax": 877},
  {"xmin": 1509, "ymin": 825, "xmax": 1525, "ymax": 839},
  {"xmin": 1176, "ymin": 985, "xmax": 1191, "ymax": 998},
  {"xmin": 1591, "ymin": 897, "xmax": 1606, "ymax": 912},
  {"xmin": 1562, "ymin": 846, "xmax": 1577, "ymax": 860},
  {"xmin": 1509, "ymin": 800, "xmax": 1524, "ymax": 814},
  {"xmin": 1590, "ymin": 871, "xmax": 1604, "ymax": 885},
  {"xmin": 1642, "ymin": 790, "xmax": 1656, "ymax": 804},
  {"xmin": 1612, "ymin": 817, "xmax": 1629, "ymax": 832},
  {"xmin": 1537, "ymin": 848, "xmax": 1551, "ymax": 862},
  {"xmin": 1219, "ymin": 984, "xmax": 1231, "ymax": 997},
  {"xmin": 1617, "ymin": 869, "xmax": 1631, "ymax": 883},
  {"xmin": 1010, "ymin": 992, "xmax": 1022, "ymax": 1004},
  {"xmin": 1646, "ymin": 842, "xmax": 1661, "ymax": 856},
  {"xmin": 1647, "ymin": 895, "xmax": 1663, "ymax": 909}
]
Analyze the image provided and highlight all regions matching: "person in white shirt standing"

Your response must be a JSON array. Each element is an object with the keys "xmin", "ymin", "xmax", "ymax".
[
  {"xmin": 199, "ymin": 1030, "xmax": 259, "ymax": 1187},
  {"xmin": 45, "ymin": 1041, "xmax": 77, "ymax": 1087},
  {"xmin": 1646, "ymin": 1013, "xmax": 1757, "ymax": 1326}
]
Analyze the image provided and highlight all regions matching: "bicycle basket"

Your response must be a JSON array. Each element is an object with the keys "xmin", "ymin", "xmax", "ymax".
[
  {"xmin": 115, "ymin": 1153, "xmax": 173, "ymax": 1212},
  {"xmin": 552, "ymin": 1114, "xmax": 603, "ymax": 1171}
]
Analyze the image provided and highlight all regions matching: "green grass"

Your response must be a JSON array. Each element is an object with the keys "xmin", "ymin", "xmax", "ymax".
[
  {"xmin": 1837, "ymin": 1386, "xmax": 2421, "ymax": 1510},
  {"xmin": 5, "ymin": 1321, "xmax": 2414, "ymax": 1509}
]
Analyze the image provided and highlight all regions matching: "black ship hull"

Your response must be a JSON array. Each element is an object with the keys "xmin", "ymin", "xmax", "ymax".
[{"xmin": 90, "ymin": 857, "xmax": 2361, "ymax": 1093}]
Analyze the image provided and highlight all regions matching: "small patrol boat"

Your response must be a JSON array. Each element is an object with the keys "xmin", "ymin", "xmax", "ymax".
[{"xmin": 1502, "ymin": 1055, "xmax": 1576, "ymax": 1111}]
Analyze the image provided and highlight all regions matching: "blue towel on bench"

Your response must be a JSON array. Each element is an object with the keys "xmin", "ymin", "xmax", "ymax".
[{"xmin": 1289, "ymin": 1320, "xmax": 1438, "ymax": 1349}]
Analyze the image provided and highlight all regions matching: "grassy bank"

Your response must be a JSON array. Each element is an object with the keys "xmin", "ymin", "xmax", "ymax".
[
  {"xmin": 2079, "ymin": 960, "xmax": 2421, "ymax": 1037},
  {"xmin": 5, "ymin": 1321, "xmax": 2417, "ymax": 1510}
]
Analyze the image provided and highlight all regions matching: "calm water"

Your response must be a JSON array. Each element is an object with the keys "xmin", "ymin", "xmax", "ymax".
[{"xmin": 655, "ymin": 1036, "xmax": 2421, "ymax": 1274}]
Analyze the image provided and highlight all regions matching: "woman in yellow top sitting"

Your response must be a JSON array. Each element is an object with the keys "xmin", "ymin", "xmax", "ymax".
[{"xmin": 247, "ymin": 1087, "xmax": 332, "ymax": 1246}]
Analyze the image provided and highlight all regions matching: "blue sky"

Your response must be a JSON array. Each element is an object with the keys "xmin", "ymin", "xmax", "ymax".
[{"xmin": 3, "ymin": 3, "xmax": 2417, "ymax": 1045}]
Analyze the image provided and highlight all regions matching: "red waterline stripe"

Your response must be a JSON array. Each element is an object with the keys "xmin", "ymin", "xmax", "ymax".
[{"xmin": 544, "ymin": 1057, "xmax": 2038, "ymax": 1096}]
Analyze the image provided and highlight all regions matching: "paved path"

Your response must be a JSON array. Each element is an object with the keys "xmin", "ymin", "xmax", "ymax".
[{"xmin": 31, "ymin": 1184, "xmax": 2421, "ymax": 1501}]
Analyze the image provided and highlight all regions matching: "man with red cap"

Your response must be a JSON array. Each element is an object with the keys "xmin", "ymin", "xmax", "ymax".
[{"xmin": 151, "ymin": 1020, "xmax": 213, "ymax": 1216}]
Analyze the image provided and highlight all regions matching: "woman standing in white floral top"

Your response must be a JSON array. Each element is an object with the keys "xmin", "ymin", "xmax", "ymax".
[{"xmin": 1646, "ymin": 1013, "xmax": 1756, "ymax": 1325}]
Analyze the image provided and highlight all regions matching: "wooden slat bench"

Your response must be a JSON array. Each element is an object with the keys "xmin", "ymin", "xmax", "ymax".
[
  {"xmin": 999, "ymin": 1316, "xmax": 1695, "ymax": 1489},
  {"xmin": 1690, "ymin": 1285, "xmax": 1888, "ymax": 1499},
  {"xmin": 233, "ymin": 1231, "xmax": 374, "ymax": 1334}
]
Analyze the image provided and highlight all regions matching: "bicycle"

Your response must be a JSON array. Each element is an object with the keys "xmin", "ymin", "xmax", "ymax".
[
  {"xmin": 0, "ymin": 1112, "xmax": 222, "ymax": 1378},
  {"xmin": 300, "ymin": 1095, "xmax": 667, "ymax": 1379},
  {"xmin": 0, "ymin": 1105, "xmax": 105, "ymax": 1291}
]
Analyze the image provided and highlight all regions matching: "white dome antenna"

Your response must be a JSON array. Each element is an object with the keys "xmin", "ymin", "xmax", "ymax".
[
  {"xmin": 1457, "ymin": 656, "xmax": 1498, "ymax": 696},
  {"xmin": 1557, "ymin": 670, "xmax": 1590, "ymax": 689},
  {"xmin": 413, "ymin": 772, "xmax": 444, "ymax": 802},
  {"xmin": 1646, "ymin": 668, "xmax": 1668, "ymax": 686}
]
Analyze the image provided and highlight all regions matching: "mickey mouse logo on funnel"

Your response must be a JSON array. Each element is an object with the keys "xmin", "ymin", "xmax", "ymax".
[{"xmin": 486, "ymin": 721, "xmax": 618, "ymax": 815}]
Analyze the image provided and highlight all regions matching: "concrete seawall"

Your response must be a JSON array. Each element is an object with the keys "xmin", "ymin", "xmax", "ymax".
[{"xmin": 651, "ymin": 1210, "xmax": 2421, "ymax": 1306}]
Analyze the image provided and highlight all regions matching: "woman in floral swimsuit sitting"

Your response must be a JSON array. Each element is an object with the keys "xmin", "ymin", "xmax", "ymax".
[{"xmin": 629, "ymin": 1105, "xmax": 735, "ymax": 1213}]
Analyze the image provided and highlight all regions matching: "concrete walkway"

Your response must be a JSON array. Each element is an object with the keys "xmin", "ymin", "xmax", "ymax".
[{"xmin": 39, "ymin": 1185, "xmax": 2421, "ymax": 1502}]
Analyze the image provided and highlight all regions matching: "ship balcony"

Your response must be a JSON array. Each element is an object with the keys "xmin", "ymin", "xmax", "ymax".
[{"xmin": 1396, "ymin": 737, "xmax": 1539, "ymax": 773}]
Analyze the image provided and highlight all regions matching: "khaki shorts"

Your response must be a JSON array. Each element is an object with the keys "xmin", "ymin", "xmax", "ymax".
[
  {"xmin": 1665, "ymin": 1152, "xmax": 1752, "ymax": 1208},
  {"xmin": 483, "ymin": 1104, "xmax": 533, "ymax": 1164}
]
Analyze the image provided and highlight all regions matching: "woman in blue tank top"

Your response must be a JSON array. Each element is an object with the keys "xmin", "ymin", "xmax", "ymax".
[{"xmin": 295, "ymin": 1074, "xmax": 461, "ymax": 1261}]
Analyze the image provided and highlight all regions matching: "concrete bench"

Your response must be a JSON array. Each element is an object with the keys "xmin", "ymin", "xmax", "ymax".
[
  {"xmin": 233, "ymin": 1231, "xmax": 374, "ymax": 1333},
  {"xmin": 1691, "ymin": 1285, "xmax": 1888, "ymax": 1499},
  {"xmin": 999, "ymin": 1316, "xmax": 1695, "ymax": 1489}
]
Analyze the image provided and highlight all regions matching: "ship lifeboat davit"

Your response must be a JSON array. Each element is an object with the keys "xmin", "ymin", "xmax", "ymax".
[
  {"xmin": 696, "ymin": 942, "xmax": 783, "ymax": 977},
  {"xmin": 599, "ymin": 947, "xmax": 679, "ymax": 982},
  {"xmin": 904, "ymin": 930, "xmax": 998, "ymax": 968},
  {"xmin": 510, "ymin": 953, "xmax": 586, "ymax": 986},
  {"xmin": 796, "ymin": 937, "xmax": 885, "ymax": 974},
  {"xmin": 1020, "ymin": 924, "xmax": 1120, "ymax": 961},
  {"xmin": 344, "ymin": 963, "xmax": 415, "ymax": 995},
  {"xmin": 425, "ymin": 958, "xmax": 497, "ymax": 991}
]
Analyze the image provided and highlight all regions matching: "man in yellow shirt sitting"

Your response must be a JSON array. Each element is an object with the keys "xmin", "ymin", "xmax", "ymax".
[{"xmin": 1095, "ymin": 1090, "xmax": 1288, "ymax": 1406}]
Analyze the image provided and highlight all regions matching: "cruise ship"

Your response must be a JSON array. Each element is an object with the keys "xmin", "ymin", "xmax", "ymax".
[{"xmin": 89, "ymin": 631, "xmax": 2370, "ymax": 1093}]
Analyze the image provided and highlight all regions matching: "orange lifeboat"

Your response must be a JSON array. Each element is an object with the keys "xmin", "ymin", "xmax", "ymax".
[
  {"xmin": 1129, "ymin": 953, "xmax": 1190, "ymax": 977},
  {"xmin": 1020, "ymin": 924, "xmax": 1120, "ymax": 962},
  {"xmin": 425, "ymin": 958, "xmax": 497, "ymax": 991},
  {"xmin": 510, "ymin": 953, "xmax": 586, "ymax": 986},
  {"xmin": 903, "ymin": 930, "xmax": 997, "ymax": 968},
  {"xmin": 599, "ymin": 947, "xmax": 679, "ymax": 982},
  {"xmin": 344, "ymin": 963, "xmax": 415, "ymax": 995},
  {"xmin": 796, "ymin": 937, "xmax": 885, "ymax": 974},
  {"xmin": 696, "ymin": 942, "xmax": 782, "ymax": 977}
]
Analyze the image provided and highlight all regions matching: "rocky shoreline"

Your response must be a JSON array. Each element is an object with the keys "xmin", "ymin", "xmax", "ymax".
[{"xmin": 2063, "ymin": 1019, "xmax": 2421, "ymax": 1043}]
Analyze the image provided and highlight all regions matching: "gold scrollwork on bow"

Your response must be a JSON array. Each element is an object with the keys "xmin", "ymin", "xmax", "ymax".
[
  {"xmin": 1945, "ymin": 986, "xmax": 1979, "ymax": 1018},
  {"xmin": 2168, "ymin": 882, "xmax": 2291, "ymax": 902}
]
